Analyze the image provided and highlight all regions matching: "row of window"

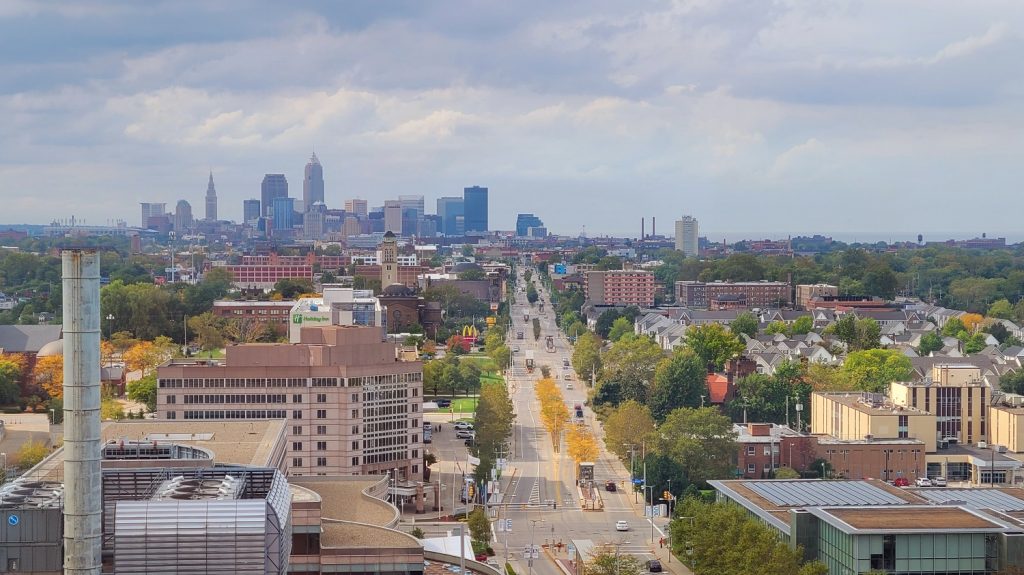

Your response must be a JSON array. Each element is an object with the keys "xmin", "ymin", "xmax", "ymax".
[
  {"xmin": 181, "ymin": 410, "xmax": 287, "ymax": 419},
  {"xmin": 181, "ymin": 394, "xmax": 287, "ymax": 405},
  {"xmin": 292, "ymin": 441, "xmax": 330, "ymax": 451},
  {"xmin": 292, "ymin": 425, "xmax": 329, "ymax": 436}
]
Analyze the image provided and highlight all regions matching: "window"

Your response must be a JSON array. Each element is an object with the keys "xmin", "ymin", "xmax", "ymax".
[
  {"xmin": 317, "ymin": 425, "xmax": 327, "ymax": 435},
  {"xmin": 352, "ymin": 393, "xmax": 359, "ymax": 402},
  {"xmin": 317, "ymin": 441, "xmax": 327, "ymax": 451},
  {"xmin": 316, "ymin": 409, "xmax": 327, "ymax": 419},
  {"xmin": 763, "ymin": 464, "xmax": 771, "ymax": 473},
  {"xmin": 413, "ymin": 434, "xmax": 418, "ymax": 443},
  {"xmin": 167, "ymin": 411, "xmax": 176, "ymax": 420},
  {"xmin": 747, "ymin": 464, "xmax": 755, "ymax": 474},
  {"xmin": 293, "ymin": 457, "xmax": 303, "ymax": 467},
  {"xmin": 292, "ymin": 410, "xmax": 303, "ymax": 419},
  {"xmin": 317, "ymin": 393, "xmax": 327, "ymax": 403},
  {"xmin": 292, "ymin": 425, "xmax": 303, "ymax": 435},
  {"xmin": 413, "ymin": 449, "xmax": 419, "ymax": 458},
  {"xmin": 292, "ymin": 442, "xmax": 303, "ymax": 451},
  {"xmin": 167, "ymin": 395, "xmax": 176, "ymax": 404},
  {"xmin": 746, "ymin": 446, "xmax": 755, "ymax": 456},
  {"xmin": 352, "ymin": 457, "xmax": 359, "ymax": 466},
  {"xmin": 352, "ymin": 409, "xmax": 359, "ymax": 418},
  {"xmin": 292, "ymin": 394, "xmax": 303, "ymax": 403},
  {"xmin": 763, "ymin": 446, "xmax": 771, "ymax": 456},
  {"xmin": 352, "ymin": 425, "xmax": 359, "ymax": 434},
  {"xmin": 317, "ymin": 457, "xmax": 327, "ymax": 467}
]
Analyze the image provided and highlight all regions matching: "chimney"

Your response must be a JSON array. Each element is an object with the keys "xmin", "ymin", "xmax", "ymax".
[
  {"xmin": 641, "ymin": 218, "xmax": 645, "ymax": 241},
  {"xmin": 652, "ymin": 217, "xmax": 656, "ymax": 237},
  {"xmin": 62, "ymin": 249, "xmax": 103, "ymax": 575}
]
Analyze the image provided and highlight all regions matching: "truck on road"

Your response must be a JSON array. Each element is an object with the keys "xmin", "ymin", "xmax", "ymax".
[{"xmin": 525, "ymin": 350, "xmax": 535, "ymax": 372}]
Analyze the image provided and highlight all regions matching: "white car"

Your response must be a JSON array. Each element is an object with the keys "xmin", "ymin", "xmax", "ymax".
[
  {"xmin": 454, "ymin": 421, "xmax": 474, "ymax": 431},
  {"xmin": 932, "ymin": 476, "xmax": 947, "ymax": 487},
  {"xmin": 915, "ymin": 477, "xmax": 933, "ymax": 487},
  {"xmin": 615, "ymin": 521, "xmax": 630, "ymax": 532},
  {"xmin": 456, "ymin": 430, "xmax": 476, "ymax": 439},
  {"xmin": 566, "ymin": 383, "xmax": 574, "ymax": 390}
]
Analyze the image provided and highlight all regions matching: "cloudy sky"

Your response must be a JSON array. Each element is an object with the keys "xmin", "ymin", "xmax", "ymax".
[{"xmin": 2, "ymin": 1, "xmax": 1022, "ymax": 239}]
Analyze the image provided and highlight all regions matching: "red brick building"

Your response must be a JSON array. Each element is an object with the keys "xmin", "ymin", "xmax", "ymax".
[
  {"xmin": 212, "ymin": 300, "xmax": 295, "ymax": 336},
  {"xmin": 735, "ymin": 423, "xmax": 818, "ymax": 479},
  {"xmin": 676, "ymin": 281, "xmax": 790, "ymax": 309},
  {"xmin": 584, "ymin": 270, "xmax": 655, "ymax": 307}
]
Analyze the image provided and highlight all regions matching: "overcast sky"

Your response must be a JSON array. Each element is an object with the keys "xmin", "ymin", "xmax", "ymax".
[{"xmin": 2, "ymin": 1, "xmax": 1022, "ymax": 239}]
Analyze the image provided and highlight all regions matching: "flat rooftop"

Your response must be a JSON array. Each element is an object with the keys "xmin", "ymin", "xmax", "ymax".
[
  {"xmin": 816, "ymin": 392, "xmax": 932, "ymax": 416},
  {"xmin": 290, "ymin": 476, "xmax": 397, "ymax": 527},
  {"xmin": 820, "ymin": 507, "xmax": 1001, "ymax": 532}
]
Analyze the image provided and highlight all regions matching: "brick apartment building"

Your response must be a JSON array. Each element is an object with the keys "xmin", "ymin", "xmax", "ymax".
[
  {"xmin": 585, "ymin": 269, "xmax": 655, "ymax": 307},
  {"xmin": 796, "ymin": 284, "xmax": 838, "ymax": 310},
  {"xmin": 212, "ymin": 262, "xmax": 314, "ymax": 290},
  {"xmin": 675, "ymin": 280, "xmax": 791, "ymax": 309},
  {"xmin": 212, "ymin": 300, "xmax": 295, "ymax": 335},
  {"xmin": 156, "ymin": 325, "xmax": 424, "ymax": 480}
]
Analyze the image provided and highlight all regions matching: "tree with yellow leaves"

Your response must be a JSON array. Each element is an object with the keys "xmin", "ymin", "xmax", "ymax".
[
  {"xmin": 961, "ymin": 313, "xmax": 984, "ymax": 334},
  {"xmin": 535, "ymin": 378, "xmax": 570, "ymax": 452},
  {"xmin": 566, "ymin": 425, "xmax": 599, "ymax": 463},
  {"xmin": 34, "ymin": 354, "xmax": 64, "ymax": 399},
  {"xmin": 123, "ymin": 336, "xmax": 177, "ymax": 377}
]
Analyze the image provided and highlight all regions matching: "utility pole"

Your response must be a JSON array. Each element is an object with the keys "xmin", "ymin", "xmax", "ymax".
[
  {"xmin": 645, "ymin": 484, "xmax": 656, "ymax": 543},
  {"xmin": 529, "ymin": 519, "xmax": 544, "ymax": 575}
]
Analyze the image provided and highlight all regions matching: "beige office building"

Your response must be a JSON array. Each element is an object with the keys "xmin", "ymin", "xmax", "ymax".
[
  {"xmin": 796, "ymin": 283, "xmax": 838, "ymax": 310},
  {"xmin": 811, "ymin": 392, "xmax": 937, "ymax": 452},
  {"xmin": 156, "ymin": 325, "xmax": 424, "ymax": 480},
  {"xmin": 890, "ymin": 364, "xmax": 989, "ymax": 446}
]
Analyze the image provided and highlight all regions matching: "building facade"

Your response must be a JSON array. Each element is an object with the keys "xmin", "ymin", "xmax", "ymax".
[
  {"xmin": 675, "ymin": 280, "xmax": 791, "ymax": 308},
  {"xmin": 515, "ymin": 214, "xmax": 544, "ymax": 237},
  {"xmin": 345, "ymin": 198, "xmax": 368, "ymax": 218},
  {"xmin": 303, "ymin": 153, "xmax": 324, "ymax": 211},
  {"xmin": 383, "ymin": 200, "xmax": 402, "ymax": 235},
  {"xmin": 173, "ymin": 200, "xmax": 193, "ymax": 234},
  {"xmin": 797, "ymin": 283, "xmax": 838, "ymax": 310},
  {"xmin": 261, "ymin": 174, "xmax": 289, "ymax": 217},
  {"xmin": 156, "ymin": 325, "xmax": 425, "ymax": 480},
  {"xmin": 212, "ymin": 262, "xmax": 313, "ymax": 290},
  {"xmin": 243, "ymin": 199, "xmax": 261, "ymax": 225},
  {"xmin": 463, "ymin": 186, "xmax": 488, "ymax": 233},
  {"xmin": 212, "ymin": 300, "xmax": 295, "ymax": 335},
  {"xmin": 205, "ymin": 172, "xmax": 218, "ymax": 221},
  {"xmin": 436, "ymin": 197, "xmax": 464, "ymax": 236},
  {"xmin": 272, "ymin": 196, "xmax": 295, "ymax": 232},
  {"xmin": 140, "ymin": 202, "xmax": 166, "ymax": 228},
  {"xmin": 890, "ymin": 364, "xmax": 989, "ymax": 446},
  {"xmin": 674, "ymin": 215, "xmax": 699, "ymax": 257},
  {"xmin": 810, "ymin": 392, "xmax": 937, "ymax": 452},
  {"xmin": 585, "ymin": 270, "xmax": 655, "ymax": 307}
]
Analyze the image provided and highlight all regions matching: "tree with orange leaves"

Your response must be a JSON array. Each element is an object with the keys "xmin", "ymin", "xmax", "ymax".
[
  {"xmin": 34, "ymin": 354, "xmax": 64, "ymax": 399},
  {"xmin": 961, "ymin": 313, "xmax": 984, "ymax": 334},
  {"xmin": 566, "ymin": 425, "xmax": 599, "ymax": 464}
]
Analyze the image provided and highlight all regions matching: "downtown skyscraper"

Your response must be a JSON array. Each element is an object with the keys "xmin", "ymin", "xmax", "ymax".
[
  {"xmin": 463, "ymin": 186, "xmax": 488, "ymax": 234},
  {"xmin": 303, "ymin": 153, "xmax": 324, "ymax": 212},
  {"xmin": 205, "ymin": 172, "xmax": 217, "ymax": 221},
  {"xmin": 261, "ymin": 174, "xmax": 288, "ymax": 218}
]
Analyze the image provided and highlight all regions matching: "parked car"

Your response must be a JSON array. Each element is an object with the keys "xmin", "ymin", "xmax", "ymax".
[
  {"xmin": 456, "ymin": 430, "xmax": 476, "ymax": 439},
  {"xmin": 454, "ymin": 421, "xmax": 474, "ymax": 431},
  {"xmin": 513, "ymin": 346, "xmax": 520, "ymax": 353},
  {"xmin": 475, "ymin": 553, "xmax": 489, "ymax": 562},
  {"xmin": 435, "ymin": 398, "xmax": 452, "ymax": 408},
  {"xmin": 933, "ymin": 476, "xmax": 947, "ymax": 487},
  {"xmin": 647, "ymin": 559, "xmax": 663, "ymax": 573},
  {"xmin": 564, "ymin": 373, "xmax": 573, "ymax": 380},
  {"xmin": 915, "ymin": 477, "xmax": 933, "ymax": 487},
  {"xmin": 563, "ymin": 359, "xmax": 570, "ymax": 367},
  {"xmin": 893, "ymin": 477, "xmax": 910, "ymax": 487},
  {"xmin": 566, "ymin": 383, "xmax": 574, "ymax": 390},
  {"xmin": 615, "ymin": 521, "xmax": 630, "ymax": 532},
  {"xmin": 605, "ymin": 480, "xmax": 617, "ymax": 492}
]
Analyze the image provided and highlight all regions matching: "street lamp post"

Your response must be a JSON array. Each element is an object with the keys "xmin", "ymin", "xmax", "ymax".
[
  {"xmin": 529, "ymin": 519, "xmax": 544, "ymax": 575},
  {"xmin": 105, "ymin": 313, "xmax": 115, "ymax": 341},
  {"xmin": 645, "ymin": 484, "xmax": 656, "ymax": 543}
]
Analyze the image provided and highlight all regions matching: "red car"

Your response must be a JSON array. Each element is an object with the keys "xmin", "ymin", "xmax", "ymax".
[
  {"xmin": 893, "ymin": 477, "xmax": 910, "ymax": 487},
  {"xmin": 475, "ymin": 553, "xmax": 489, "ymax": 562}
]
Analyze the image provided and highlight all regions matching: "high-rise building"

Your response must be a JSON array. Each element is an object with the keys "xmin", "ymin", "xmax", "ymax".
[
  {"xmin": 304, "ymin": 201, "xmax": 326, "ymax": 240},
  {"xmin": 515, "ymin": 213, "xmax": 544, "ymax": 237},
  {"xmin": 205, "ymin": 172, "xmax": 218, "ymax": 221},
  {"xmin": 584, "ymin": 270, "xmax": 655, "ymax": 307},
  {"xmin": 675, "ymin": 215, "xmax": 699, "ymax": 257},
  {"xmin": 345, "ymin": 198, "xmax": 368, "ymax": 218},
  {"xmin": 243, "ymin": 199, "xmax": 261, "ymax": 224},
  {"xmin": 140, "ymin": 202, "xmax": 166, "ymax": 228},
  {"xmin": 463, "ymin": 186, "xmax": 488, "ymax": 233},
  {"xmin": 271, "ymin": 196, "xmax": 295, "ymax": 231},
  {"xmin": 261, "ymin": 174, "xmax": 288, "ymax": 217},
  {"xmin": 399, "ymin": 195, "xmax": 425, "ymax": 237},
  {"xmin": 303, "ymin": 153, "xmax": 324, "ymax": 211},
  {"xmin": 436, "ymin": 197, "xmax": 464, "ymax": 236},
  {"xmin": 383, "ymin": 200, "xmax": 402, "ymax": 235},
  {"xmin": 173, "ymin": 200, "xmax": 193, "ymax": 234}
]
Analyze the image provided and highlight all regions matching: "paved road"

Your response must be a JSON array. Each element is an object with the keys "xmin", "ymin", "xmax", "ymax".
[{"xmin": 497, "ymin": 269, "xmax": 686, "ymax": 575}]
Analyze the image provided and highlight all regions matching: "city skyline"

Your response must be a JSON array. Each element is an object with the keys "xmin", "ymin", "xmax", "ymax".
[{"xmin": 1, "ymin": 2, "xmax": 1023, "ymax": 234}]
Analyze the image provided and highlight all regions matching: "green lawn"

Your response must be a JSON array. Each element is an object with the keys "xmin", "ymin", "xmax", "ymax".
[
  {"xmin": 461, "ymin": 355, "xmax": 499, "ymax": 373},
  {"xmin": 481, "ymin": 373, "xmax": 504, "ymax": 386},
  {"xmin": 451, "ymin": 397, "xmax": 479, "ymax": 413}
]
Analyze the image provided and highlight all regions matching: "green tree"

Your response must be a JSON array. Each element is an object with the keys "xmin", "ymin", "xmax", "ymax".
[
  {"xmin": 15, "ymin": 440, "xmax": 49, "ymax": 470},
  {"xmin": 855, "ymin": 318, "xmax": 882, "ymax": 350},
  {"xmin": 918, "ymin": 331, "xmax": 944, "ymax": 355},
  {"xmin": 526, "ymin": 284, "xmax": 538, "ymax": 304},
  {"xmin": 671, "ymin": 497, "xmax": 827, "ymax": 575},
  {"xmin": 0, "ymin": 356, "xmax": 25, "ymax": 404},
  {"xmin": 989, "ymin": 299, "xmax": 1015, "ymax": 319},
  {"xmin": 730, "ymin": 374, "xmax": 794, "ymax": 424},
  {"xmin": 862, "ymin": 264, "xmax": 898, "ymax": 299},
  {"xmin": 586, "ymin": 551, "xmax": 643, "ymax": 575},
  {"xmin": 730, "ymin": 312, "xmax": 758, "ymax": 339},
  {"xmin": 602, "ymin": 400, "xmax": 655, "ymax": 461},
  {"xmin": 607, "ymin": 317, "xmax": 633, "ymax": 342},
  {"xmin": 467, "ymin": 507, "xmax": 491, "ymax": 543},
  {"xmin": 774, "ymin": 467, "xmax": 801, "ymax": 479},
  {"xmin": 942, "ymin": 317, "xmax": 967, "ymax": 338},
  {"xmin": 649, "ymin": 349, "xmax": 706, "ymax": 421},
  {"xmin": 684, "ymin": 323, "xmax": 744, "ymax": 371},
  {"xmin": 458, "ymin": 268, "xmax": 486, "ymax": 281},
  {"xmin": 963, "ymin": 332, "xmax": 988, "ymax": 354},
  {"xmin": 764, "ymin": 321, "xmax": 789, "ymax": 336},
  {"xmin": 572, "ymin": 331, "xmax": 603, "ymax": 383},
  {"xmin": 457, "ymin": 361, "xmax": 481, "ymax": 396},
  {"xmin": 273, "ymin": 277, "xmax": 315, "ymax": 299},
  {"xmin": 187, "ymin": 312, "xmax": 225, "ymax": 353},
  {"xmin": 601, "ymin": 334, "xmax": 664, "ymax": 405},
  {"xmin": 791, "ymin": 315, "xmax": 814, "ymax": 335},
  {"xmin": 127, "ymin": 374, "xmax": 158, "ymax": 412},
  {"xmin": 841, "ymin": 349, "xmax": 913, "ymax": 393},
  {"xmin": 999, "ymin": 371, "xmax": 1024, "ymax": 395},
  {"xmin": 658, "ymin": 407, "xmax": 737, "ymax": 485},
  {"xmin": 532, "ymin": 317, "xmax": 541, "ymax": 340}
]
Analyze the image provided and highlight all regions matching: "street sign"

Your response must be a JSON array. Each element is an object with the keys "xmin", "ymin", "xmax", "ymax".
[
  {"xmin": 632, "ymin": 478, "xmax": 644, "ymax": 485},
  {"xmin": 7, "ymin": 515, "xmax": 19, "ymax": 527}
]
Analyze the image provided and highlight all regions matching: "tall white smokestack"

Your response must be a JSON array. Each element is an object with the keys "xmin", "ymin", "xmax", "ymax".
[{"xmin": 62, "ymin": 249, "xmax": 102, "ymax": 575}]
